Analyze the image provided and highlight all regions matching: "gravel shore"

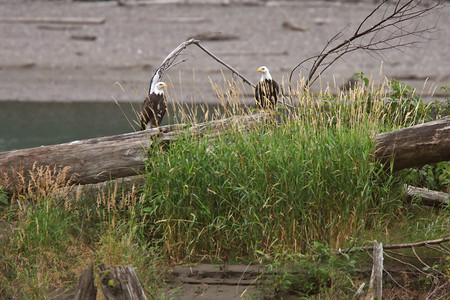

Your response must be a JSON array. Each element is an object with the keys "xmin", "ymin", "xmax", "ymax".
[{"xmin": 0, "ymin": 0, "xmax": 448, "ymax": 104}]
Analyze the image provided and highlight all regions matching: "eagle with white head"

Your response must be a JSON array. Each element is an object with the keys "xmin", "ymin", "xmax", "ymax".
[
  {"xmin": 254, "ymin": 66, "xmax": 279, "ymax": 109},
  {"xmin": 140, "ymin": 82, "xmax": 167, "ymax": 130}
]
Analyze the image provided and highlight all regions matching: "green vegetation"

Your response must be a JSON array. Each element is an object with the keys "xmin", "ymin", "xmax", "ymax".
[
  {"xmin": 143, "ymin": 102, "xmax": 397, "ymax": 261},
  {"xmin": 0, "ymin": 167, "xmax": 164, "ymax": 298},
  {"xmin": 0, "ymin": 77, "xmax": 448, "ymax": 298},
  {"xmin": 257, "ymin": 242, "xmax": 358, "ymax": 298}
]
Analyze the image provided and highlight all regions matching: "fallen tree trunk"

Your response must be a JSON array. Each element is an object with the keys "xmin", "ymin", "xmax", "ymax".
[
  {"xmin": 405, "ymin": 185, "xmax": 449, "ymax": 208},
  {"xmin": 0, "ymin": 114, "xmax": 265, "ymax": 187},
  {"xmin": 0, "ymin": 115, "xmax": 448, "ymax": 189},
  {"xmin": 375, "ymin": 116, "xmax": 450, "ymax": 172}
]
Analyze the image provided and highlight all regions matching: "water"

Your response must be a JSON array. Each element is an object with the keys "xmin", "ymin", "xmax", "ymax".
[
  {"xmin": 0, "ymin": 102, "xmax": 142, "ymax": 152},
  {"xmin": 0, "ymin": 101, "xmax": 234, "ymax": 152}
]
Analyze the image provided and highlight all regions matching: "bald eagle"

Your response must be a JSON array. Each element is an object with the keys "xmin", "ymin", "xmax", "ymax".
[
  {"xmin": 255, "ymin": 66, "xmax": 279, "ymax": 109},
  {"xmin": 140, "ymin": 82, "xmax": 167, "ymax": 130}
]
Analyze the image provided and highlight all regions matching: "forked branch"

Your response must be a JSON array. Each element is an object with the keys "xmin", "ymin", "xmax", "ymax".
[{"xmin": 148, "ymin": 38, "xmax": 254, "ymax": 95}]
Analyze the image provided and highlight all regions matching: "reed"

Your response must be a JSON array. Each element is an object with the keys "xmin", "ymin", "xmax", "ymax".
[{"xmin": 139, "ymin": 78, "xmax": 426, "ymax": 262}]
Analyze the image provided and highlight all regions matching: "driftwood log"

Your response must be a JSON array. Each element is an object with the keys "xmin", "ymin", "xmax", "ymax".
[
  {"xmin": 0, "ymin": 17, "xmax": 106, "ymax": 25},
  {"xmin": 0, "ymin": 114, "xmax": 265, "ymax": 188},
  {"xmin": 0, "ymin": 115, "xmax": 448, "ymax": 189},
  {"xmin": 405, "ymin": 185, "xmax": 449, "ymax": 208},
  {"xmin": 375, "ymin": 116, "xmax": 450, "ymax": 171}
]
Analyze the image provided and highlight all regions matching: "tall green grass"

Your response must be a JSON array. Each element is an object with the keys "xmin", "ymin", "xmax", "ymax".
[{"xmin": 140, "ymin": 83, "xmax": 413, "ymax": 262}]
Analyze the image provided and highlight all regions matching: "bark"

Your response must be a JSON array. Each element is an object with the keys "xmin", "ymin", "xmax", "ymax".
[
  {"xmin": 74, "ymin": 264, "xmax": 97, "ymax": 300},
  {"xmin": 374, "ymin": 116, "xmax": 450, "ymax": 171},
  {"xmin": 98, "ymin": 264, "xmax": 147, "ymax": 300}
]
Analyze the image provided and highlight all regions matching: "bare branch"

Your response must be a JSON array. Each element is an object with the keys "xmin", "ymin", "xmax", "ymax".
[
  {"xmin": 289, "ymin": 0, "xmax": 443, "ymax": 92},
  {"xmin": 193, "ymin": 42, "xmax": 255, "ymax": 88},
  {"xmin": 148, "ymin": 38, "xmax": 199, "ymax": 94},
  {"xmin": 148, "ymin": 38, "xmax": 254, "ymax": 97},
  {"xmin": 424, "ymin": 244, "xmax": 450, "ymax": 255},
  {"xmin": 339, "ymin": 236, "xmax": 450, "ymax": 253},
  {"xmin": 288, "ymin": 28, "xmax": 345, "ymax": 93},
  {"xmin": 384, "ymin": 251, "xmax": 429, "ymax": 276}
]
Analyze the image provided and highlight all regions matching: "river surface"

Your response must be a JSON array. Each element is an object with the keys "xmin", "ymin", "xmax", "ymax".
[
  {"xmin": 0, "ymin": 102, "xmax": 138, "ymax": 151},
  {"xmin": 0, "ymin": 101, "xmax": 230, "ymax": 152}
]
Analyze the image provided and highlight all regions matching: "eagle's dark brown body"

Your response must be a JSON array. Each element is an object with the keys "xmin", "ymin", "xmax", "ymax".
[
  {"xmin": 255, "ymin": 78, "xmax": 279, "ymax": 109},
  {"xmin": 254, "ymin": 66, "xmax": 279, "ymax": 109},
  {"xmin": 140, "ymin": 90, "xmax": 166, "ymax": 130}
]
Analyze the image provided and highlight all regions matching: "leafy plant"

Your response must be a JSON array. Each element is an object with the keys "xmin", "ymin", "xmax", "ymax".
[
  {"xmin": 261, "ymin": 242, "xmax": 357, "ymax": 298},
  {"xmin": 354, "ymin": 71, "xmax": 370, "ymax": 87},
  {"xmin": 352, "ymin": 73, "xmax": 449, "ymax": 128},
  {"xmin": 405, "ymin": 162, "xmax": 450, "ymax": 193}
]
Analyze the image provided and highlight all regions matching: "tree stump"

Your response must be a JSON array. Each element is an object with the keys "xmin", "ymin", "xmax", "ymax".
[
  {"xmin": 98, "ymin": 264, "xmax": 147, "ymax": 300},
  {"xmin": 74, "ymin": 263, "xmax": 97, "ymax": 300}
]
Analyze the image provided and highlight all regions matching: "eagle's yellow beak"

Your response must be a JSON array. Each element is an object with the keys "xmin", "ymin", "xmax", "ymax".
[
  {"xmin": 162, "ymin": 83, "xmax": 167, "ymax": 88},
  {"xmin": 257, "ymin": 68, "xmax": 263, "ymax": 72}
]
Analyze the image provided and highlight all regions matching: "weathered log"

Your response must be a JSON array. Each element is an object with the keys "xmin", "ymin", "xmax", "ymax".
[
  {"xmin": 405, "ymin": 185, "xmax": 449, "ymax": 208},
  {"xmin": 0, "ymin": 115, "xmax": 448, "ymax": 189},
  {"xmin": 74, "ymin": 263, "xmax": 97, "ymax": 300},
  {"xmin": 0, "ymin": 114, "xmax": 265, "ymax": 187},
  {"xmin": 374, "ymin": 116, "xmax": 450, "ymax": 172},
  {"xmin": 98, "ymin": 264, "xmax": 147, "ymax": 300}
]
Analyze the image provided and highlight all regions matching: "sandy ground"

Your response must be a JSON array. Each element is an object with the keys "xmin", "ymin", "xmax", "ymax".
[
  {"xmin": 165, "ymin": 264, "xmax": 266, "ymax": 299},
  {"xmin": 0, "ymin": 0, "xmax": 449, "ymax": 105}
]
